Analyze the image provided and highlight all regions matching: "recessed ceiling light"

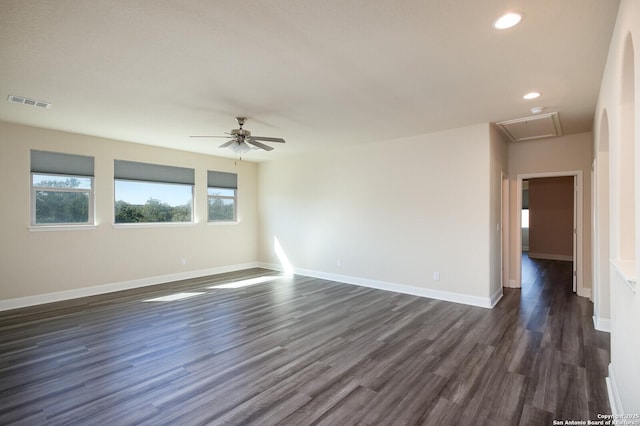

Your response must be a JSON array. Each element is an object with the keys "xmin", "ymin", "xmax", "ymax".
[
  {"xmin": 523, "ymin": 91, "xmax": 541, "ymax": 100},
  {"xmin": 493, "ymin": 12, "xmax": 523, "ymax": 30}
]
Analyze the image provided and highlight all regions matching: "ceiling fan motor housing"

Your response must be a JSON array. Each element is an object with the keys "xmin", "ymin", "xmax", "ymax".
[{"xmin": 231, "ymin": 128, "xmax": 251, "ymax": 137}]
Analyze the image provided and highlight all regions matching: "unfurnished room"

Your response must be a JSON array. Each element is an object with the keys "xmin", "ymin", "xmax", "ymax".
[{"xmin": 1, "ymin": 1, "xmax": 639, "ymax": 425}]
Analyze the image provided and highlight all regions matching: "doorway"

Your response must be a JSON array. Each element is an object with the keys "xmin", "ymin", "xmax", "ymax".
[{"xmin": 515, "ymin": 171, "xmax": 583, "ymax": 294}]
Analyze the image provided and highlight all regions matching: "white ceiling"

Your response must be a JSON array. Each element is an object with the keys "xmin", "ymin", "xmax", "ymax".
[{"xmin": 0, "ymin": 0, "xmax": 620, "ymax": 161}]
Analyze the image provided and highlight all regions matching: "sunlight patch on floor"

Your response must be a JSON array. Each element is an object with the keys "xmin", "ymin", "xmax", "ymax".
[
  {"xmin": 208, "ymin": 275, "xmax": 280, "ymax": 289},
  {"xmin": 143, "ymin": 292, "xmax": 205, "ymax": 302}
]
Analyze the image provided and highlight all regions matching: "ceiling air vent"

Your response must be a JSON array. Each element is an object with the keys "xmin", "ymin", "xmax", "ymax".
[
  {"xmin": 7, "ymin": 95, "xmax": 51, "ymax": 109},
  {"xmin": 496, "ymin": 112, "xmax": 561, "ymax": 142}
]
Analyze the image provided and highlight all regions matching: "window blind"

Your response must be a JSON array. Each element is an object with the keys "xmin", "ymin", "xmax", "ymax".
[
  {"xmin": 207, "ymin": 170, "xmax": 237, "ymax": 189},
  {"xmin": 31, "ymin": 150, "xmax": 94, "ymax": 176},
  {"xmin": 114, "ymin": 160, "xmax": 194, "ymax": 185}
]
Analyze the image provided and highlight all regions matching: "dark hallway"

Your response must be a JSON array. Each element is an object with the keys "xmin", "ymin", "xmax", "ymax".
[{"xmin": 515, "ymin": 252, "xmax": 611, "ymax": 420}]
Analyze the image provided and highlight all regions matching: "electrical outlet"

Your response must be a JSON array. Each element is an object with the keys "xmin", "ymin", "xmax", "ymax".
[
  {"xmin": 433, "ymin": 272, "xmax": 440, "ymax": 281},
  {"xmin": 337, "ymin": 259, "xmax": 342, "ymax": 268},
  {"xmin": 181, "ymin": 258, "xmax": 187, "ymax": 266}
]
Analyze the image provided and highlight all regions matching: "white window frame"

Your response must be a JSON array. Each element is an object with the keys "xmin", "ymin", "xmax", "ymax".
[
  {"xmin": 113, "ymin": 160, "xmax": 196, "ymax": 226},
  {"xmin": 208, "ymin": 187, "xmax": 237, "ymax": 222},
  {"xmin": 30, "ymin": 172, "xmax": 95, "ymax": 227}
]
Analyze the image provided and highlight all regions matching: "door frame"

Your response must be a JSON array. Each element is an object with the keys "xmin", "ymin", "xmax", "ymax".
[
  {"xmin": 502, "ymin": 172, "xmax": 510, "ymax": 289},
  {"xmin": 515, "ymin": 170, "xmax": 584, "ymax": 295}
]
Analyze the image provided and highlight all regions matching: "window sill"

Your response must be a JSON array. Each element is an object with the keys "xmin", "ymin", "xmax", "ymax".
[
  {"xmin": 113, "ymin": 222, "xmax": 195, "ymax": 229},
  {"xmin": 207, "ymin": 220, "xmax": 239, "ymax": 226},
  {"xmin": 29, "ymin": 224, "xmax": 97, "ymax": 232},
  {"xmin": 611, "ymin": 259, "xmax": 637, "ymax": 293}
]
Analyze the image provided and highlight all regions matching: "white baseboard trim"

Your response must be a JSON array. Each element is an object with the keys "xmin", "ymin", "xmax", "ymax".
[
  {"xmin": 592, "ymin": 316, "xmax": 611, "ymax": 333},
  {"xmin": 259, "ymin": 263, "xmax": 496, "ymax": 309},
  {"xmin": 490, "ymin": 287, "xmax": 503, "ymax": 308},
  {"xmin": 577, "ymin": 287, "xmax": 592, "ymax": 299},
  {"xmin": 607, "ymin": 363, "xmax": 624, "ymax": 415},
  {"xmin": 0, "ymin": 262, "xmax": 261, "ymax": 312},
  {"xmin": 506, "ymin": 279, "xmax": 520, "ymax": 288},
  {"xmin": 528, "ymin": 253, "xmax": 573, "ymax": 261}
]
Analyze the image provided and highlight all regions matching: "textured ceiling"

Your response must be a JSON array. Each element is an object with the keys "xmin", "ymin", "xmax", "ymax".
[{"xmin": 0, "ymin": 0, "xmax": 620, "ymax": 161}]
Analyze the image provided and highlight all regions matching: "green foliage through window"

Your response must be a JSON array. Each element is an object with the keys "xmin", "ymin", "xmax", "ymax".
[
  {"xmin": 208, "ymin": 187, "xmax": 236, "ymax": 221},
  {"xmin": 32, "ymin": 175, "xmax": 92, "ymax": 225},
  {"xmin": 36, "ymin": 191, "xmax": 89, "ymax": 223},
  {"xmin": 208, "ymin": 198, "xmax": 234, "ymax": 221},
  {"xmin": 114, "ymin": 179, "xmax": 193, "ymax": 224},
  {"xmin": 115, "ymin": 198, "xmax": 192, "ymax": 223}
]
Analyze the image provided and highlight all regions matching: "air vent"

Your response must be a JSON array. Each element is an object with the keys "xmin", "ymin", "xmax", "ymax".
[
  {"xmin": 7, "ymin": 95, "xmax": 51, "ymax": 109},
  {"xmin": 496, "ymin": 112, "xmax": 562, "ymax": 142}
]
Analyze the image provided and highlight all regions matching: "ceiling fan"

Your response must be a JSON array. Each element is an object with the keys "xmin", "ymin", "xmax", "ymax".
[{"xmin": 190, "ymin": 117, "xmax": 285, "ymax": 154}]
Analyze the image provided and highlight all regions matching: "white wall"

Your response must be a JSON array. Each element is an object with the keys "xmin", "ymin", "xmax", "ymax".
[
  {"xmin": 258, "ymin": 123, "xmax": 504, "ymax": 307},
  {"xmin": 594, "ymin": 121, "xmax": 611, "ymax": 326},
  {"xmin": 593, "ymin": 0, "xmax": 640, "ymax": 414},
  {"xmin": 0, "ymin": 121, "xmax": 259, "ymax": 308}
]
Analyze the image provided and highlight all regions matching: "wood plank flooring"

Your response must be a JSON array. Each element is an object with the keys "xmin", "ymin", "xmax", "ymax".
[{"xmin": 0, "ymin": 257, "xmax": 610, "ymax": 425}]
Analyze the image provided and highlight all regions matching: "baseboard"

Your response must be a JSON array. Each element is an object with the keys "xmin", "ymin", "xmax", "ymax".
[
  {"xmin": 490, "ymin": 287, "xmax": 503, "ymax": 308},
  {"xmin": 607, "ymin": 363, "xmax": 624, "ymax": 415},
  {"xmin": 506, "ymin": 279, "xmax": 520, "ymax": 288},
  {"xmin": 577, "ymin": 286, "xmax": 592, "ymax": 299},
  {"xmin": 0, "ymin": 262, "xmax": 261, "ymax": 312},
  {"xmin": 259, "ymin": 263, "xmax": 496, "ymax": 309},
  {"xmin": 592, "ymin": 316, "xmax": 611, "ymax": 333},
  {"xmin": 528, "ymin": 253, "xmax": 573, "ymax": 261}
]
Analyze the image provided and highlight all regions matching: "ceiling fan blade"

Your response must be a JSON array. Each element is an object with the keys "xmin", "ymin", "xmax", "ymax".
[
  {"xmin": 189, "ymin": 135, "xmax": 231, "ymax": 138},
  {"xmin": 247, "ymin": 139, "xmax": 274, "ymax": 151},
  {"xmin": 219, "ymin": 140, "xmax": 235, "ymax": 148},
  {"xmin": 251, "ymin": 136, "xmax": 285, "ymax": 143}
]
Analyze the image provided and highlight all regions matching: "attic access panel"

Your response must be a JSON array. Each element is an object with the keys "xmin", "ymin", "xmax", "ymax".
[{"xmin": 496, "ymin": 112, "xmax": 562, "ymax": 142}]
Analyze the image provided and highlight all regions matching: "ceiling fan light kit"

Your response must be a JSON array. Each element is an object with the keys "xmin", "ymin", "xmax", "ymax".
[
  {"xmin": 228, "ymin": 139, "xmax": 252, "ymax": 154},
  {"xmin": 190, "ymin": 117, "xmax": 285, "ymax": 156}
]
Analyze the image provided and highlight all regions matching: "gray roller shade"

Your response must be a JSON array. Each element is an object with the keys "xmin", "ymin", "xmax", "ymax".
[
  {"xmin": 208, "ymin": 170, "xmax": 237, "ymax": 189},
  {"xmin": 114, "ymin": 160, "xmax": 194, "ymax": 184},
  {"xmin": 522, "ymin": 189, "xmax": 529, "ymax": 209},
  {"xmin": 31, "ymin": 150, "xmax": 94, "ymax": 176}
]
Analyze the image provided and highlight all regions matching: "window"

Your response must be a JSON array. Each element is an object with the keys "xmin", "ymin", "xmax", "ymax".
[
  {"xmin": 31, "ymin": 150, "xmax": 95, "ymax": 226},
  {"xmin": 521, "ymin": 209, "xmax": 529, "ymax": 228},
  {"xmin": 208, "ymin": 171, "xmax": 237, "ymax": 222},
  {"xmin": 114, "ymin": 160, "xmax": 194, "ymax": 224},
  {"xmin": 521, "ymin": 184, "xmax": 529, "ymax": 228}
]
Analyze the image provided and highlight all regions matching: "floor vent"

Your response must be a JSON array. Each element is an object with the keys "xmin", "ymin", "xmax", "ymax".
[
  {"xmin": 7, "ymin": 95, "xmax": 51, "ymax": 109},
  {"xmin": 496, "ymin": 112, "xmax": 561, "ymax": 142}
]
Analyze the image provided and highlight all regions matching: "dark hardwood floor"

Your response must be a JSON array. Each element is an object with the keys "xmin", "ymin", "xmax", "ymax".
[{"xmin": 0, "ymin": 258, "xmax": 610, "ymax": 425}]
